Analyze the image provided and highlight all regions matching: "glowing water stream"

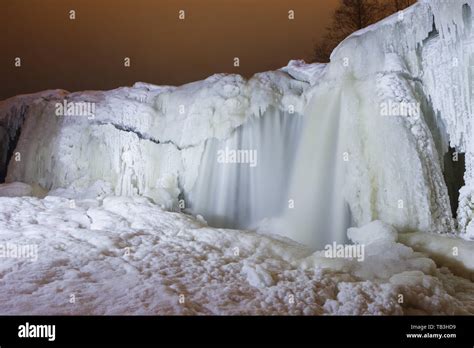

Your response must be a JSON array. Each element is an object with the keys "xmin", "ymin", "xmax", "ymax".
[
  {"xmin": 278, "ymin": 84, "xmax": 351, "ymax": 248},
  {"xmin": 187, "ymin": 107, "xmax": 303, "ymax": 229}
]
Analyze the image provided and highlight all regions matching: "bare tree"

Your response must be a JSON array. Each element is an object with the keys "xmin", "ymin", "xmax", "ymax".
[{"xmin": 312, "ymin": 0, "xmax": 416, "ymax": 63}]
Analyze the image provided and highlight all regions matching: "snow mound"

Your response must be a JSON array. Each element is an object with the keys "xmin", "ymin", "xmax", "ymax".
[{"xmin": 348, "ymin": 221, "xmax": 398, "ymax": 244}]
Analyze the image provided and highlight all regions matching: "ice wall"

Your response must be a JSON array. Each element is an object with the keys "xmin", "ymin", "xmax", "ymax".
[
  {"xmin": 321, "ymin": 0, "xmax": 474, "ymax": 237},
  {"xmin": 257, "ymin": 0, "xmax": 474, "ymax": 246}
]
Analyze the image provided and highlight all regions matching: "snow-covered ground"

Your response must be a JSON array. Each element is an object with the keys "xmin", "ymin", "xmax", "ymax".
[{"xmin": 0, "ymin": 183, "xmax": 472, "ymax": 315}]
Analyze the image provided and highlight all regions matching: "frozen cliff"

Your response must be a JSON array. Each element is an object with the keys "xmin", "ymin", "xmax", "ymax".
[{"xmin": 1, "ymin": 68, "xmax": 318, "ymax": 233}]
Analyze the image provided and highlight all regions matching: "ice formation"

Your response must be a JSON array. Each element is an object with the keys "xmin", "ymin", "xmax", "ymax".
[
  {"xmin": 280, "ymin": 0, "xmax": 474, "ymax": 245},
  {"xmin": 329, "ymin": 0, "xmax": 474, "ymax": 238},
  {"xmin": 2, "ymin": 71, "xmax": 312, "ymax": 218}
]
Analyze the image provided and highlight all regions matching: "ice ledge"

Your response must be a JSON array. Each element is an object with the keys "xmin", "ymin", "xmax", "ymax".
[
  {"xmin": 279, "ymin": 60, "xmax": 327, "ymax": 86},
  {"xmin": 399, "ymin": 231, "xmax": 474, "ymax": 281}
]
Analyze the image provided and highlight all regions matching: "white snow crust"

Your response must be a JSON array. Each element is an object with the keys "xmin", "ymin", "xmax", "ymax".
[{"xmin": 0, "ymin": 186, "xmax": 471, "ymax": 315}]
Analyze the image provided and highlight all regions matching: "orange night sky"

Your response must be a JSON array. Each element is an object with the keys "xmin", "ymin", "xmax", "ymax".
[{"xmin": 0, "ymin": 0, "xmax": 339, "ymax": 99}]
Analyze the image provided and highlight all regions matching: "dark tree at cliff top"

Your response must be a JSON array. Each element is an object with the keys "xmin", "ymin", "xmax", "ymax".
[{"xmin": 313, "ymin": 0, "xmax": 417, "ymax": 63}]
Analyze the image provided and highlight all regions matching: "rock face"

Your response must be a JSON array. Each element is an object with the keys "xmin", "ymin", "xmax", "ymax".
[
  {"xmin": 0, "ymin": 90, "xmax": 69, "ymax": 182},
  {"xmin": 1, "ymin": 0, "xmax": 474, "ymax": 244}
]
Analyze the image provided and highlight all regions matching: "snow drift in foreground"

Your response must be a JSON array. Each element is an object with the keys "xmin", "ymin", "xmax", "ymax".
[{"xmin": 0, "ymin": 188, "xmax": 472, "ymax": 315}]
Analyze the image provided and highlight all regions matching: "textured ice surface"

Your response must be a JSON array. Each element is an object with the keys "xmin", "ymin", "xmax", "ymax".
[
  {"xmin": 327, "ymin": 0, "xmax": 474, "ymax": 237},
  {"xmin": 0, "ymin": 90, "xmax": 68, "ymax": 181},
  {"xmin": 0, "ymin": 192, "xmax": 471, "ymax": 315}
]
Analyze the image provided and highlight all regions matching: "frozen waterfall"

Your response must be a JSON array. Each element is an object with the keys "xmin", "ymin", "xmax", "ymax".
[
  {"xmin": 4, "ymin": 0, "xmax": 474, "ymax": 248},
  {"xmin": 187, "ymin": 83, "xmax": 352, "ymax": 249}
]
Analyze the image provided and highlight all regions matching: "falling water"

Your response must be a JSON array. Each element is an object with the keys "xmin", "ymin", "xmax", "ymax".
[
  {"xmin": 278, "ymin": 84, "xmax": 351, "ymax": 248},
  {"xmin": 186, "ymin": 106, "xmax": 303, "ymax": 229},
  {"xmin": 187, "ymin": 85, "xmax": 351, "ymax": 249}
]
